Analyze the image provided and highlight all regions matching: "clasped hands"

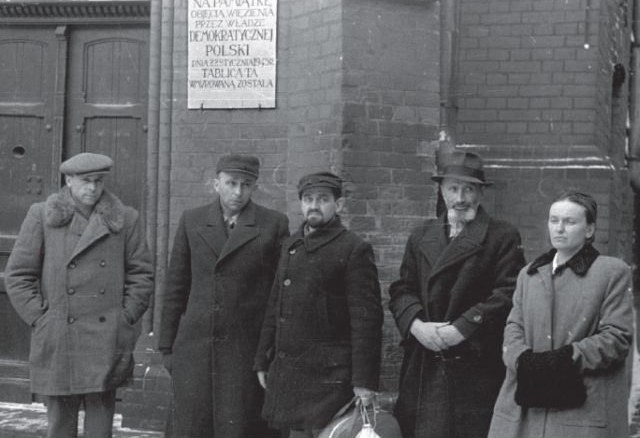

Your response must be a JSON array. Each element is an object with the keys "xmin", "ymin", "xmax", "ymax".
[{"xmin": 410, "ymin": 320, "xmax": 464, "ymax": 351}]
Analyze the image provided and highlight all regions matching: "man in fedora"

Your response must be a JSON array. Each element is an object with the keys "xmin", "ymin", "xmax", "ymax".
[
  {"xmin": 159, "ymin": 154, "xmax": 289, "ymax": 438},
  {"xmin": 5, "ymin": 152, "xmax": 154, "ymax": 438},
  {"xmin": 388, "ymin": 150, "xmax": 525, "ymax": 438}
]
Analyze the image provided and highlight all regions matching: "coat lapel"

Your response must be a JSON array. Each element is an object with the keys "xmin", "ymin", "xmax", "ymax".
[
  {"xmin": 425, "ymin": 207, "xmax": 490, "ymax": 279},
  {"xmin": 418, "ymin": 216, "xmax": 449, "ymax": 267},
  {"xmin": 195, "ymin": 200, "xmax": 227, "ymax": 258},
  {"xmin": 217, "ymin": 201, "xmax": 260, "ymax": 265},
  {"xmin": 67, "ymin": 213, "xmax": 111, "ymax": 263}
]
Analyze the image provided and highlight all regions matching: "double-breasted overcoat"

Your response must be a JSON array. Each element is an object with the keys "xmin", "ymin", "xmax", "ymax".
[
  {"xmin": 488, "ymin": 247, "xmax": 633, "ymax": 438},
  {"xmin": 5, "ymin": 188, "xmax": 153, "ymax": 395},
  {"xmin": 254, "ymin": 216, "xmax": 383, "ymax": 430},
  {"xmin": 388, "ymin": 206, "xmax": 525, "ymax": 438},
  {"xmin": 158, "ymin": 199, "xmax": 289, "ymax": 438}
]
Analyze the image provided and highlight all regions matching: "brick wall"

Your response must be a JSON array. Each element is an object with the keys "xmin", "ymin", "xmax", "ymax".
[
  {"xmin": 455, "ymin": 0, "xmax": 632, "ymax": 263},
  {"xmin": 456, "ymin": 0, "xmax": 602, "ymax": 146},
  {"xmin": 340, "ymin": 0, "xmax": 441, "ymax": 391}
]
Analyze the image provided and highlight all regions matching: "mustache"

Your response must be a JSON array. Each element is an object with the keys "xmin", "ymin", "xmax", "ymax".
[{"xmin": 306, "ymin": 209, "xmax": 322, "ymax": 215}]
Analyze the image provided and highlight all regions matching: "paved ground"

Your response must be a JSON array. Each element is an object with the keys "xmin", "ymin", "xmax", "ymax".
[
  {"xmin": 0, "ymin": 402, "xmax": 163, "ymax": 438},
  {"xmin": 1, "ymin": 346, "xmax": 640, "ymax": 438}
]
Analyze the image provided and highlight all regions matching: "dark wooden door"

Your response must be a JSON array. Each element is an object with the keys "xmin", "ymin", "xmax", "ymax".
[
  {"xmin": 0, "ymin": 26, "xmax": 59, "ymax": 402},
  {"xmin": 0, "ymin": 23, "xmax": 148, "ymax": 403},
  {"xmin": 65, "ymin": 25, "xmax": 149, "ymax": 211}
]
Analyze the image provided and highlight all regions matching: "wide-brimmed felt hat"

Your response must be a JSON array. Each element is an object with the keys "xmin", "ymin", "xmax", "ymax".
[
  {"xmin": 431, "ymin": 150, "xmax": 492, "ymax": 186},
  {"xmin": 59, "ymin": 153, "xmax": 113, "ymax": 176},
  {"xmin": 297, "ymin": 171, "xmax": 343, "ymax": 198},
  {"xmin": 216, "ymin": 154, "xmax": 260, "ymax": 178}
]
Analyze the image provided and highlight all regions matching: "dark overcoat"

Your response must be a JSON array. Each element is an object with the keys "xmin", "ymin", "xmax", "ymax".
[
  {"xmin": 254, "ymin": 216, "xmax": 383, "ymax": 430},
  {"xmin": 5, "ymin": 188, "xmax": 153, "ymax": 395},
  {"xmin": 388, "ymin": 206, "xmax": 525, "ymax": 438},
  {"xmin": 158, "ymin": 198, "xmax": 289, "ymax": 438}
]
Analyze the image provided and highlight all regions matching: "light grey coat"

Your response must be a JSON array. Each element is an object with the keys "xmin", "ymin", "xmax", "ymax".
[
  {"xmin": 5, "ymin": 188, "xmax": 153, "ymax": 395},
  {"xmin": 488, "ymin": 252, "xmax": 632, "ymax": 438}
]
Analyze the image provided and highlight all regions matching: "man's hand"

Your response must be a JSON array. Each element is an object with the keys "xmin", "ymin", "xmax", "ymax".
[
  {"xmin": 257, "ymin": 371, "xmax": 268, "ymax": 389},
  {"xmin": 353, "ymin": 386, "xmax": 375, "ymax": 407},
  {"xmin": 437, "ymin": 324, "xmax": 465, "ymax": 348},
  {"xmin": 162, "ymin": 353, "xmax": 172, "ymax": 374},
  {"xmin": 410, "ymin": 320, "xmax": 448, "ymax": 351}
]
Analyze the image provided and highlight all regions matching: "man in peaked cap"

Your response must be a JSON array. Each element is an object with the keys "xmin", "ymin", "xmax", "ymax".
[
  {"xmin": 254, "ymin": 171, "xmax": 383, "ymax": 438},
  {"xmin": 159, "ymin": 153, "xmax": 289, "ymax": 438},
  {"xmin": 388, "ymin": 150, "xmax": 526, "ymax": 438},
  {"xmin": 5, "ymin": 152, "xmax": 153, "ymax": 438}
]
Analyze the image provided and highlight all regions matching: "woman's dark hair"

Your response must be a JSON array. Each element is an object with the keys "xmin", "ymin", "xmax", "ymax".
[{"xmin": 552, "ymin": 190, "xmax": 597, "ymax": 243}]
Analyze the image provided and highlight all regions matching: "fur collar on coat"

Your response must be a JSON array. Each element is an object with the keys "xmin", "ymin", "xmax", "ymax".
[
  {"xmin": 45, "ymin": 187, "xmax": 125, "ymax": 233},
  {"xmin": 527, "ymin": 243, "xmax": 600, "ymax": 277}
]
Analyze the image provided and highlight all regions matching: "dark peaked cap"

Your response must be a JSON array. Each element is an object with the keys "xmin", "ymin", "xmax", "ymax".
[
  {"xmin": 216, "ymin": 154, "xmax": 260, "ymax": 178},
  {"xmin": 297, "ymin": 171, "xmax": 343, "ymax": 198},
  {"xmin": 59, "ymin": 153, "xmax": 113, "ymax": 176}
]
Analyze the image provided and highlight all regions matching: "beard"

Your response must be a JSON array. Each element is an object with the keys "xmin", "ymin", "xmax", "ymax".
[{"xmin": 447, "ymin": 204, "xmax": 479, "ymax": 237}]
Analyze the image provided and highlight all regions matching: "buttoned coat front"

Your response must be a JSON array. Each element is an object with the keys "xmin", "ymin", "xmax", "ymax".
[
  {"xmin": 5, "ymin": 188, "xmax": 153, "ymax": 395},
  {"xmin": 254, "ymin": 217, "xmax": 383, "ymax": 430},
  {"xmin": 158, "ymin": 199, "xmax": 289, "ymax": 438},
  {"xmin": 388, "ymin": 207, "xmax": 525, "ymax": 438},
  {"xmin": 488, "ymin": 253, "xmax": 633, "ymax": 438}
]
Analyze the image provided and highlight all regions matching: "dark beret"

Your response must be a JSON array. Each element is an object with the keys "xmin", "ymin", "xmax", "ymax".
[
  {"xmin": 59, "ymin": 153, "xmax": 113, "ymax": 176},
  {"xmin": 297, "ymin": 172, "xmax": 343, "ymax": 198},
  {"xmin": 216, "ymin": 154, "xmax": 260, "ymax": 178}
]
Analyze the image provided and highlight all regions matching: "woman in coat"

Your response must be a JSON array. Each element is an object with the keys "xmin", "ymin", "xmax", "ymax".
[{"xmin": 488, "ymin": 190, "xmax": 633, "ymax": 438}]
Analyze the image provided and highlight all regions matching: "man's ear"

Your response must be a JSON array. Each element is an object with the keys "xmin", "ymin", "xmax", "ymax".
[{"xmin": 335, "ymin": 197, "xmax": 346, "ymax": 213}]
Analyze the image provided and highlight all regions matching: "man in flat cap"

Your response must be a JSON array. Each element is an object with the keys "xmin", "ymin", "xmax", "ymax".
[
  {"xmin": 254, "ymin": 171, "xmax": 383, "ymax": 438},
  {"xmin": 159, "ymin": 153, "xmax": 289, "ymax": 438},
  {"xmin": 5, "ymin": 152, "xmax": 154, "ymax": 438},
  {"xmin": 388, "ymin": 150, "xmax": 525, "ymax": 438}
]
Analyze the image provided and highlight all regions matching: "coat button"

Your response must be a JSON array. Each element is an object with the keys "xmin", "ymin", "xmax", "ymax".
[
  {"xmin": 99, "ymin": 288, "xmax": 106, "ymax": 294},
  {"xmin": 67, "ymin": 288, "xmax": 75, "ymax": 295},
  {"xmin": 212, "ymin": 304, "xmax": 221, "ymax": 311},
  {"xmin": 99, "ymin": 316, "xmax": 106, "ymax": 323},
  {"xmin": 100, "ymin": 260, "xmax": 106, "ymax": 267},
  {"xmin": 278, "ymin": 352, "xmax": 286, "ymax": 359},
  {"xmin": 67, "ymin": 317, "xmax": 75, "ymax": 324},
  {"xmin": 279, "ymin": 317, "xmax": 286, "ymax": 323},
  {"xmin": 283, "ymin": 279, "xmax": 291, "ymax": 286},
  {"xmin": 69, "ymin": 262, "xmax": 76, "ymax": 269},
  {"xmin": 473, "ymin": 315, "xmax": 482, "ymax": 323},
  {"xmin": 289, "ymin": 249, "xmax": 296, "ymax": 255}
]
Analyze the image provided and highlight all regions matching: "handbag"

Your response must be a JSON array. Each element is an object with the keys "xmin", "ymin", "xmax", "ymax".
[{"xmin": 317, "ymin": 396, "xmax": 402, "ymax": 438}]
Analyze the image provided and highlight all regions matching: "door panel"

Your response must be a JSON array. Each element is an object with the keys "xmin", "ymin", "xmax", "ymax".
[
  {"xmin": 0, "ymin": 28, "xmax": 57, "ymax": 371},
  {"xmin": 65, "ymin": 26, "xmax": 148, "ymax": 211}
]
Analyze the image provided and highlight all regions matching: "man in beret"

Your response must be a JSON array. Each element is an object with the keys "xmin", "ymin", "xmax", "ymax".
[
  {"xmin": 159, "ymin": 153, "xmax": 289, "ymax": 438},
  {"xmin": 388, "ymin": 150, "xmax": 525, "ymax": 438},
  {"xmin": 5, "ymin": 152, "xmax": 154, "ymax": 438},
  {"xmin": 254, "ymin": 171, "xmax": 383, "ymax": 438}
]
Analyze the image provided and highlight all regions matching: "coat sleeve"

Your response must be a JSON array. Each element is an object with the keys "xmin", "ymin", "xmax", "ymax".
[
  {"xmin": 452, "ymin": 226, "xmax": 525, "ymax": 339},
  {"xmin": 388, "ymin": 231, "xmax": 426, "ymax": 339},
  {"xmin": 254, "ymin": 258, "xmax": 282, "ymax": 372},
  {"xmin": 158, "ymin": 213, "xmax": 191, "ymax": 354},
  {"xmin": 346, "ymin": 241, "xmax": 383, "ymax": 391},
  {"xmin": 572, "ymin": 262, "xmax": 633, "ymax": 372},
  {"xmin": 502, "ymin": 269, "xmax": 532, "ymax": 372},
  {"xmin": 5, "ymin": 204, "xmax": 47, "ymax": 326},
  {"xmin": 122, "ymin": 208, "xmax": 154, "ymax": 323}
]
